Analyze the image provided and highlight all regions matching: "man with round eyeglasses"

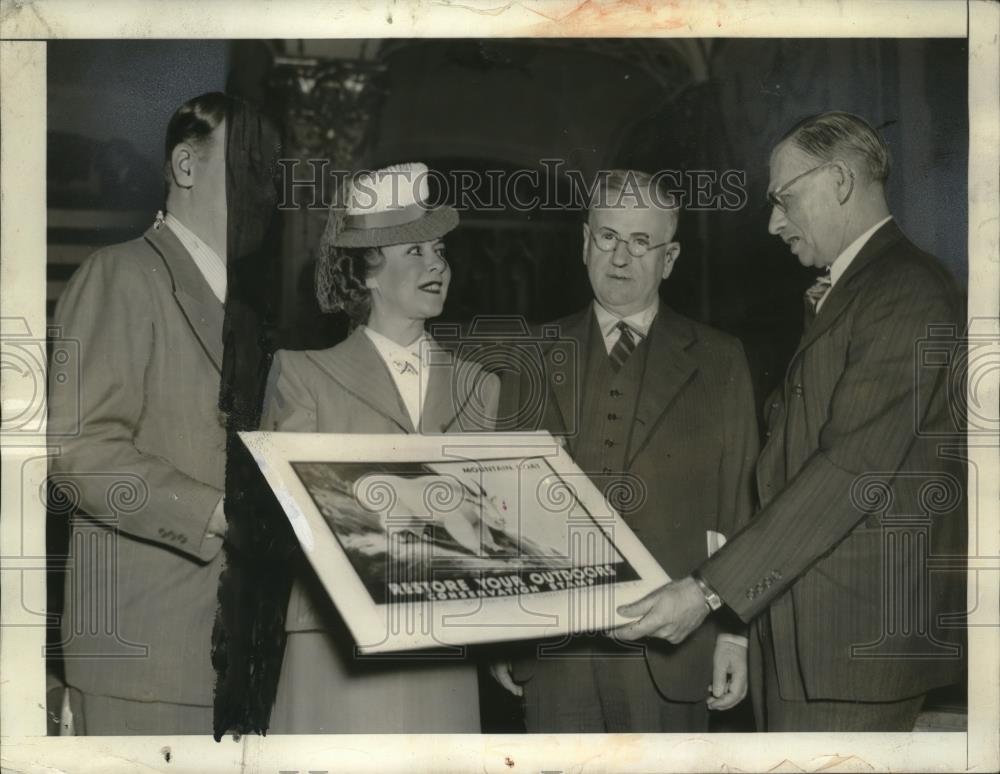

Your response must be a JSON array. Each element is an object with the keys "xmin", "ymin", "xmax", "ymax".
[
  {"xmin": 491, "ymin": 168, "xmax": 759, "ymax": 733},
  {"xmin": 613, "ymin": 112, "xmax": 966, "ymax": 731}
]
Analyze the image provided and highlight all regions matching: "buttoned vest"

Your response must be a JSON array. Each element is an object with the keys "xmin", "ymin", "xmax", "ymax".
[{"xmin": 571, "ymin": 323, "xmax": 649, "ymax": 489}]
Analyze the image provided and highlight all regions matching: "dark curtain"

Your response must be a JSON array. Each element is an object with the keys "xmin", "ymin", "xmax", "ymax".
[{"xmin": 211, "ymin": 96, "xmax": 296, "ymax": 738}]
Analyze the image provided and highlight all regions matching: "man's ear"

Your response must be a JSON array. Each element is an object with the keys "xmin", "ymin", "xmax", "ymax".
[
  {"xmin": 832, "ymin": 159, "xmax": 856, "ymax": 205},
  {"xmin": 170, "ymin": 143, "xmax": 195, "ymax": 189},
  {"xmin": 661, "ymin": 242, "xmax": 681, "ymax": 280}
]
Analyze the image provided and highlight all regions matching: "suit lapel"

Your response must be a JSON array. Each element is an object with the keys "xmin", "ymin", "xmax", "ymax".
[
  {"xmin": 626, "ymin": 307, "xmax": 697, "ymax": 466},
  {"xmin": 306, "ymin": 328, "xmax": 414, "ymax": 433},
  {"xmin": 144, "ymin": 224, "xmax": 225, "ymax": 373},
  {"xmin": 795, "ymin": 219, "xmax": 903, "ymax": 355},
  {"xmin": 552, "ymin": 308, "xmax": 593, "ymax": 438}
]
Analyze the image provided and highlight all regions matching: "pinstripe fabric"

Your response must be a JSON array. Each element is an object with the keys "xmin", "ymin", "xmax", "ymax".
[
  {"xmin": 507, "ymin": 305, "xmax": 759, "ymax": 717},
  {"xmin": 50, "ymin": 225, "xmax": 227, "ymax": 717},
  {"xmin": 699, "ymin": 221, "xmax": 967, "ymax": 706}
]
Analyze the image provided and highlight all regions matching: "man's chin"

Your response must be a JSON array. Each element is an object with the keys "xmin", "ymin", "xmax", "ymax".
[
  {"xmin": 794, "ymin": 250, "xmax": 818, "ymax": 268},
  {"xmin": 597, "ymin": 289, "xmax": 641, "ymax": 310}
]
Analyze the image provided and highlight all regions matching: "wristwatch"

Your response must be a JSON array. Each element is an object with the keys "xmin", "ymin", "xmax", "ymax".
[{"xmin": 691, "ymin": 572, "xmax": 723, "ymax": 612}]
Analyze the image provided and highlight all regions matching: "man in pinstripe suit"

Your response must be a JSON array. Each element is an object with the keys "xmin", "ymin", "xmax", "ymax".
[{"xmin": 617, "ymin": 112, "xmax": 967, "ymax": 731}]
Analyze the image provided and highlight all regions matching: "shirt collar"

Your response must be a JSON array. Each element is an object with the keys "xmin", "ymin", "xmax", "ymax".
[
  {"xmin": 363, "ymin": 326, "xmax": 427, "ymax": 371},
  {"xmin": 829, "ymin": 215, "xmax": 893, "ymax": 287},
  {"xmin": 162, "ymin": 211, "xmax": 227, "ymax": 303},
  {"xmin": 593, "ymin": 298, "xmax": 659, "ymax": 340},
  {"xmin": 163, "ymin": 212, "xmax": 223, "ymax": 265}
]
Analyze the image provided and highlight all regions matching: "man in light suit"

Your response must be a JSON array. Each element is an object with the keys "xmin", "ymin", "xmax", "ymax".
[
  {"xmin": 617, "ymin": 112, "xmax": 966, "ymax": 731},
  {"xmin": 492, "ymin": 169, "xmax": 760, "ymax": 732},
  {"xmin": 49, "ymin": 92, "xmax": 237, "ymax": 734}
]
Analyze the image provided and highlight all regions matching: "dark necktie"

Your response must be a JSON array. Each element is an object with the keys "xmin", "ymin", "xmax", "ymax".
[
  {"xmin": 608, "ymin": 321, "xmax": 637, "ymax": 373},
  {"xmin": 803, "ymin": 271, "xmax": 833, "ymax": 324}
]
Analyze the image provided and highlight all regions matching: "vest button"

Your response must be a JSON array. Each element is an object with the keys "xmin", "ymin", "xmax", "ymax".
[
  {"xmin": 602, "ymin": 467, "xmax": 612, "ymax": 475},
  {"xmin": 792, "ymin": 384, "xmax": 804, "ymax": 396},
  {"xmin": 610, "ymin": 389, "xmax": 622, "ymax": 397},
  {"xmin": 604, "ymin": 439, "xmax": 614, "ymax": 448},
  {"xmin": 607, "ymin": 413, "xmax": 617, "ymax": 420}
]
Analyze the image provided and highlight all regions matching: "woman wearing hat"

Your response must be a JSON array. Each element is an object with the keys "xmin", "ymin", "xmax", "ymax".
[{"xmin": 262, "ymin": 163, "xmax": 499, "ymax": 733}]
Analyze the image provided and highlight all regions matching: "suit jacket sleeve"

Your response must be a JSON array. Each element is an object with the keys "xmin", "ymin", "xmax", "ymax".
[
  {"xmin": 699, "ymin": 268, "xmax": 956, "ymax": 621},
  {"xmin": 717, "ymin": 340, "xmax": 760, "ymax": 540},
  {"xmin": 50, "ymin": 251, "xmax": 223, "ymax": 563},
  {"xmin": 712, "ymin": 340, "xmax": 759, "ymax": 636},
  {"xmin": 467, "ymin": 369, "xmax": 501, "ymax": 432},
  {"xmin": 261, "ymin": 350, "xmax": 319, "ymax": 432}
]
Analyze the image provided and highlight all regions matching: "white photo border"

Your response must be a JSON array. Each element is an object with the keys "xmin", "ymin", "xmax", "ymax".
[{"xmin": 1, "ymin": 1, "xmax": 997, "ymax": 772}]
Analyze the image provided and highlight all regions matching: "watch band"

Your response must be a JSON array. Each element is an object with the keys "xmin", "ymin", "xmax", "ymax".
[{"xmin": 692, "ymin": 572, "xmax": 723, "ymax": 611}]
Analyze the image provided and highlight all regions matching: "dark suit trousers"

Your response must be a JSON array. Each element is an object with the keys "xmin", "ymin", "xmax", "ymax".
[
  {"xmin": 756, "ymin": 620, "xmax": 925, "ymax": 731},
  {"xmin": 521, "ymin": 637, "xmax": 709, "ymax": 733}
]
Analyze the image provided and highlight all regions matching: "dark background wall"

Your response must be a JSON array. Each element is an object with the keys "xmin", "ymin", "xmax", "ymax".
[
  {"xmin": 47, "ymin": 40, "xmax": 229, "ymax": 183},
  {"xmin": 47, "ymin": 37, "xmax": 968, "ymax": 404},
  {"xmin": 47, "ymin": 40, "xmax": 229, "ymax": 318}
]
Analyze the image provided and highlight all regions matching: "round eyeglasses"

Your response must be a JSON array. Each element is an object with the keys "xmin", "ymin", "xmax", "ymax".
[{"xmin": 589, "ymin": 227, "xmax": 667, "ymax": 258}]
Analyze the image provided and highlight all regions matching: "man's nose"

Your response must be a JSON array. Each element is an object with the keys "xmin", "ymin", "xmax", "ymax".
[
  {"xmin": 767, "ymin": 206, "xmax": 786, "ymax": 236},
  {"xmin": 611, "ymin": 240, "xmax": 631, "ymax": 265}
]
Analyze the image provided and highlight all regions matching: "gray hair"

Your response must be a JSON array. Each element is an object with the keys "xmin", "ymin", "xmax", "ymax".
[
  {"xmin": 587, "ymin": 168, "xmax": 681, "ymax": 237},
  {"xmin": 780, "ymin": 111, "xmax": 891, "ymax": 183}
]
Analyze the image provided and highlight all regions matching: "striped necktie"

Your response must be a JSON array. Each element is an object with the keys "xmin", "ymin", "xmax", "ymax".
[
  {"xmin": 608, "ymin": 321, "xmax": 637, "ymax": 373},
  {"xmin": 803, "ymin": 271, "xmax": 833, "ymax": 323}
]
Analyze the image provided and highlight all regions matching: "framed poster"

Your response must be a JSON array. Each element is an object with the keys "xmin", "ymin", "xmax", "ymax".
[{"xmin": 241, "ymin": 430, "xmax": 670, "ymax": 653}]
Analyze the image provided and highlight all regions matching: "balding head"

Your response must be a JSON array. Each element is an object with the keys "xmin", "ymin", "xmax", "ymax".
[{"xmin": 588, "ymin": 169, "xmax": 681, "ymax": 240}]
